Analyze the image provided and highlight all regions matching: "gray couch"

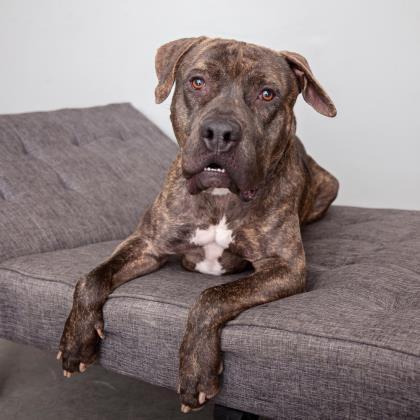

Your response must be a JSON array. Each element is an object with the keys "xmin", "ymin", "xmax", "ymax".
[{"xmin": 0, "ymin": 104, "xmax": 419, "ymax": 419}]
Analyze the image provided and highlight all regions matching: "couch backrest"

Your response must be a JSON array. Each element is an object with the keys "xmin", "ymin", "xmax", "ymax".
[{"xmin": 0, "ymin": 103, "xmax": 177, "ymax": 262}]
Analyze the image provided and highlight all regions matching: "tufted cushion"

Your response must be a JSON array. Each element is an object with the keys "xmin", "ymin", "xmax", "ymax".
[
  {"xmin": 0, "ymin": 206, "xmax": 419, "ymax": 419},
  {"xmin": 0, "ymin": 103, "xmax": 177, "ymax": 262}
]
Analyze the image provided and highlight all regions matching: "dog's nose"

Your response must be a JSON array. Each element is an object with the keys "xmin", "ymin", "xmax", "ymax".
[{"xmin": 200, "ymin": 118, "xmax": 242, "ymax": 153}]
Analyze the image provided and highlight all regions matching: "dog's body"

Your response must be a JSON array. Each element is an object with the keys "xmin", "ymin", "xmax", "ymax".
[{"xmin": 58, "ymin": 37, "xmax": 338, "ymax": 412}]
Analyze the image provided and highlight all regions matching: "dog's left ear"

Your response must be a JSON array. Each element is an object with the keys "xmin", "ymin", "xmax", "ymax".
[
  {"xmin": 154, "ymin": 37, "xmax": 207, "ymax": 104},
  {"xmin": 280, "ymin": 51, "xmax": 337, "ymax": 117}
]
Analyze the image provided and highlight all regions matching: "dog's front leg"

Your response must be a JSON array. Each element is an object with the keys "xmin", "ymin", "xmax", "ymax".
[
  {"xmin": 58, "ymin": 232, "xmax": 166, "ymax": 376},
  {"xmin": 178, "ymin": 247, "xmax": 305, "ymax": 412}
]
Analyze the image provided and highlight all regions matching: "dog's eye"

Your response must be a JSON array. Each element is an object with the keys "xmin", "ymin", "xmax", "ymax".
[
  {"xmin": 191, "ymin": 77, "xmax": 205, "ymax": 90},
  {"xmin": 259, "ymin": 88, "xmax": 275, "ymax": 102}
]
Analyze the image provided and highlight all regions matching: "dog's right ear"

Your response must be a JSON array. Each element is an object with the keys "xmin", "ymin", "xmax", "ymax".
[{"xmin": 154, "ymin": 37, "xmax": 207, "ymax": 104}]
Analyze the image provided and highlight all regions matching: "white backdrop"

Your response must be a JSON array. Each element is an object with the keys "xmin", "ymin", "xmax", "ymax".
[{"xmin": 1, "ymin": 0, "xmax": 419, "ymax": 209}]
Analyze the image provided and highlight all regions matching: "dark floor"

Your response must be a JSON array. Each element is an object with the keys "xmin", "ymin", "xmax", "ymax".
[{"xmin": 0, "ymin": 338, "xmax": 213, "ymax": 420}]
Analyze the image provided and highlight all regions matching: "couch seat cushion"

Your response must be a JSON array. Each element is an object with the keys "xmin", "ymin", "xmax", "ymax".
[{"xmin": 1, "ymin": 205, "xmax": 419, "ymax": 418}]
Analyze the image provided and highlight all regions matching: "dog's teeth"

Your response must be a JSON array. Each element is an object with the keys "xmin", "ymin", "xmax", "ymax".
[{"xmin": 204, "ymin": 166, "xmax": 225, "ymax": 173}]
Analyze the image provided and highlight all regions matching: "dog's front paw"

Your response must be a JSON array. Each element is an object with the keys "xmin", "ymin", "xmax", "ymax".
[
  {"xmin": 178, "ymin": 330, "xmax": 223, "ymax": 412},
  {"xmin": 57, "ymin": 304, "xmax": 105, "ymax": 377}
]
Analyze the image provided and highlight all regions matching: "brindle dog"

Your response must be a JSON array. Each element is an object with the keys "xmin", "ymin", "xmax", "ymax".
[{"xmin": 57, "ymin": 37, "xmax": 338, "ymax": 412}]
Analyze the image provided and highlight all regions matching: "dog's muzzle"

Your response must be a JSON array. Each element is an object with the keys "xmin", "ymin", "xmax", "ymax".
[{"xmin": 183, "ymin": 117, "xmax": 259, "ymax": 201}]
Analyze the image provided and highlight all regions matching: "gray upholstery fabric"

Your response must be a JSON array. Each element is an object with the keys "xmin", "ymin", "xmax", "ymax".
[
  {"xmin": 1, "ymin": 207, "xmax": 419, "ymax": 419},
  {"xmin": 0, "ymin": 105, "xmax": 419, "ymax": 419},
  {"xmin": 0, "ymin": 103, "xmax": 177, "ymax": 262}
]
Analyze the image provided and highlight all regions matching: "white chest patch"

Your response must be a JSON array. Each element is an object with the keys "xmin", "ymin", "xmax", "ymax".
[{"xmin": 190, "ymin": 215, "xmax": 233, "ymax": 275}]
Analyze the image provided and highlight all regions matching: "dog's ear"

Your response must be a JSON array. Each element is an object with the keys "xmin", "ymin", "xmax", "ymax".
[
  {"xmin": 154, "ymin": 37, "xmax": 207, "ymax": 104},
  {"xmin": 280, "ymin": 51, "xmax": 337, "ymax": 117}
]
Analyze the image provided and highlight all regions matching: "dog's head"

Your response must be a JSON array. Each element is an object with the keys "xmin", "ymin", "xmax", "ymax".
[{"xmin": 155, "ymin": 37, "xmax": 336, "ymax": 201}]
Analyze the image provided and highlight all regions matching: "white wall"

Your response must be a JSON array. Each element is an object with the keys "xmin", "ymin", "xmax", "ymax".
[{"xmin": 1, "ymin": 0, "xmax": 419, "ymax": 209}]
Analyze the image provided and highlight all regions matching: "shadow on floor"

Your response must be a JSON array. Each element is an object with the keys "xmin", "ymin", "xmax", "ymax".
[{"xmin": 0, "ymin": 338, "xmax": 213, "ymax": 420}]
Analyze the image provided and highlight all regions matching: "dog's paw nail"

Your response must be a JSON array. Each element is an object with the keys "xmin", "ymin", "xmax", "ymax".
[
  {"xmin": 198, "ymin": 392, "xmax": 206, "ymax": 404},
  {"xmin": 181, "ymin": 404, "xmax": 191, "ymax": 413},
  {"xmin": 56, "ymin": 351, "xmax": 62, "ymax": 360},
  {"xmin": 218, "ymin": 362, "xmax": 223, "ymax": 374},
  {"xmin": 79, "ymin": 363, "xmax": 87, "ymax": 373},
  {"xmin": 95, "ymin": 328, "xmax": 105, "ymax": 339}
]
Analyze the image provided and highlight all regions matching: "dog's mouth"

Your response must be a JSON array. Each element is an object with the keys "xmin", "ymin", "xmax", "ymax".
[
  {"xmin": 187, "ymin": 162, "xmax": 231, "ymax": 191},
  {"xmin": 203, "ymin": 162, "xmax": 227, "ymax": 174},
  {"xmin": 184, "ymin": 161, "xmax": 258, "ymax": 201}
]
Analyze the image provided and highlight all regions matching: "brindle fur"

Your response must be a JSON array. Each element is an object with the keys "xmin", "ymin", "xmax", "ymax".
[{"xmin": 58, "ymin": 37, "xmax": 338, "ymax": 412}]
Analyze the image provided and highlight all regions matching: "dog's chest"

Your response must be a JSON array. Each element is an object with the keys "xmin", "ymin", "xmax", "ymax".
[{"xmin": 190, "ymin": 215, "xmax": 233, "ymax": 275}]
